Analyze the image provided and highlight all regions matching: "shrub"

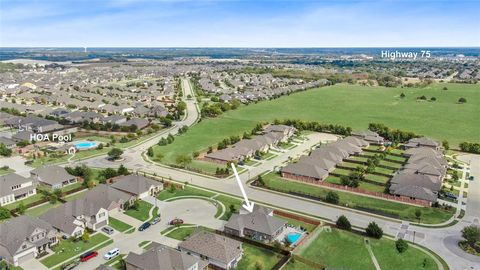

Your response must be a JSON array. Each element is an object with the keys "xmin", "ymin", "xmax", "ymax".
[
  {"xmin": 336, "ymin": 215, "xmax": 351, "ymax": 231},
  {"xmin": 458, "ymin": 97, "xmax": 467, "ymax": 103},
  {"xmin": 395, "ymin": 239, "xmax": 408, "ymax": 253},
  {"xmin": 326, "ymin": 191, "xmax": 340, "ymax": 204},
  {"xmin": 366, "ymin": 222, "xmax": 383, "ymax": 239}
]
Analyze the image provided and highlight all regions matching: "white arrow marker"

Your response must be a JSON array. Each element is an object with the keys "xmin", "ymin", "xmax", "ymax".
[{"xmin": 231, "ymin": 163, "xmax": 255, "ymax": 213}]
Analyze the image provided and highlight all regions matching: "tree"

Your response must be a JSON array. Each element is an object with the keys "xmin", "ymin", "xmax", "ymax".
[
  {"xmin": 132, "ymin": 200, "xmax": 140, "ymax": 210},
  {"xmin": 168, "ymin": 184, "xmax": 176, "ymax": 193},
  {"xmin": 17, "ymin": 202, "xmax": 26, "ymax": 214},
  {"xmin": 0, "ymin": 207, "xmax": 11, "ymax": 220},
  {"xmin": 461, "ymin": 225, "xmax": 480, "ymax": 247},
  {"xmin": 108, "ymin": 148, "xmax": 123, "ymax": 160},
  {"xmin": 458, "ymin": 97, "xmax": 467, "ymax": 103},
  {"xmin": 336, "ymin": 215, "xmax": 351, "ymax": 231},
  {"xmin": 400, "ymin": 93, "xmax": 405, "ymax": 98},
  {"xmin": 147, "ymin": 147, "xmax": 154, "ymax": 157},
  {"xmin": 442, "ymin": 140, "xmax": 449, "ymax": 150},
  {"xmin": 0, "ymin": 143, "xmax": 12, "ymax": 157},
  {"xmin": 117, "ymin": 164, "xmax": 129, "ymax": 175},
  {"xmin": 175, "ymin": 154, "xmax": 192, "ymax": 168},
  {"xmin": 395, "ymin": 239, "xmax": 408, "ymax": 253},
  {"xmin": 415, "ymin": 209, "xmax": 422, "ymax": 222},
  {"xmin": 229, "ymin": 204, "xmax": 236, "ymax": 214},
  {"xmin": 366, "ymin": 222, "xmax": 383, "ymax": 239},
  {"xmin": 257, "ymin": 175, "xmax": 265, "ymax": 186},
  {"xmin": 326, "ymin": 191, "xmax": 340, "ymax": 204},
  {"xmin": 81, "ymin": 231, "xmax": 90, "ymax": 242}
]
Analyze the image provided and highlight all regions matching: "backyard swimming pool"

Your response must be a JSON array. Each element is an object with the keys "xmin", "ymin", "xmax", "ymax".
[
  {"xmin": 286, "ymin": 232, "xmax": 302, "ymax": 245},
  {"xmin": 74, "ymin": 141, "xmax": 98, "ymax": 150}
]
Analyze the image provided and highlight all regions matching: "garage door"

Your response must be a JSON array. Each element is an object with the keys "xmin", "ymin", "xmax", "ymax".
[
  {"xmin": 16, "ymin": 251, "xmax": 35, "ymax": 265},
  {"xmin": 95, "ymin": 220, "xmax": 108, "ymax": 230}
]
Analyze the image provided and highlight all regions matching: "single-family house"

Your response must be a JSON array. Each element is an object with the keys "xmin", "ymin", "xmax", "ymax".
[
  {"xmin": 0, "ymin": 173, "xmax": 37, "ymax": 207},
  {"xmin": 178, "ymin": 231, "xmax": 243, "ymax": 270},
  {"xmin": 30, "ymin": 165, "xmax": 77, "ymax": 190},
  {"xmin": 110, "ymin": 174, "xmax": 163, "ymax": 199}
]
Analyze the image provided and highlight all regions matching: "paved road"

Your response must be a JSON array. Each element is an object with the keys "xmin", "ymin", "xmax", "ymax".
[
  {"xmin": 459, "ymin": 154, "xmax": 480, "ymax": 224},
  {"xmin": 70, "ymin": 78, "xmax": 480, "ymax": 270},
  {"xmin": 76, "ymin": 197, "xmax": 223, "ymax": 270}
]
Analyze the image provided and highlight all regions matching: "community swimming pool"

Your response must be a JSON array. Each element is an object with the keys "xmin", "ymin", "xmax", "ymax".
[
  {"xmin": 286, "ymin": 232, "xmax": 302, "ymax": 244},
  {"xmin": 74, "ymin": 141, "xmax": 98, "ymax": 150}
]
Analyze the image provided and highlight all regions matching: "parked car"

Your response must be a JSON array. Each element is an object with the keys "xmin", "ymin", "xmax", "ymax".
[
  {"xmin": 151, "ymin": 217, "xmax": 161, "ymax": 225},
  {"xmin": 169, "ymin": 218, "xmax": 184, "ymax": 225},
  {"xmin": 138, "ymin": 222, "xmax": 151, "ymax": 231},
  {"xmin": 446, "ymin": 193, "xmax": 458, "ymax": 200},
  {"xmin": 469, "ymin": 176, "xmax": 475, "ymax": 181},
  {"xmin": 104, "ymin": 248, "xmax": 120, "ymax": 260},
  {"xmin": 102, "ymin": 226, "xmax": 115, "ymax": 235},
  {"xmin": 80, "ymin": 251, "xmax": 98, "ymax": 262}
]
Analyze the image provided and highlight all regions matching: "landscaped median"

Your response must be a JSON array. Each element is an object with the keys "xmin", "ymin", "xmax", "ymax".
[
  {"xmin": 260, "ymin": 172, "xmax": 455, "ymax": 224},
  {"xmin": 40, "ymin": 233, "xmax": 112, "ymax": 269}
]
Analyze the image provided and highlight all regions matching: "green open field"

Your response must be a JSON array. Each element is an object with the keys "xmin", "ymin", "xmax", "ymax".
[
  {"xmin": 263, "ymin": 172, "xmax": 455, "ymax": 224},
  {"xmin": 236, "ymin": 243, "xmax": 283, "ymax": 270},
  {"xmin": 153, "ymin": 83, "xmax": 479, "ymax": 165},
  {"xmin": 298, "ymin": 228, "xmax": 437, "ymax": 270}
]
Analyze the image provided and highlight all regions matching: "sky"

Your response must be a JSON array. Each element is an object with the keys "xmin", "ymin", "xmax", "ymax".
[{"xmin": 0, "ymin": 0, "xmax": 479, "ymax": 47}]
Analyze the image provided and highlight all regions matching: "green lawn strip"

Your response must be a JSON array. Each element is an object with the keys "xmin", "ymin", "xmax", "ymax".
[
  {"xmin": 41, "ymin": 233, "xmax": 111, "ymax": 268},
  {"xmin": 0, "ymin": 261, "xmax": 23, "ymax": 270},
  {"xmin": 235, "ymin": 243, "xmax": 283, "ymax": 270},
  {"xmin": 109, "ymin": 217, "xmax": 133, "ymax": 233},
  {"xmin": 0, "ymin": 167, "xmax": 14, "ymax": 175},
  {"xmin": 379, "ymin": 160, "xmax": 403, "ymax": 169},
  {"xmin": 4, "ymin": 193, "xmax": 44, "ymax": 210},
  {"xmin": 59, "ymin": 182, "xmax": 84, "ymax": 193},
  {"xmin": 274, "ymin": 215, "xmax": 317, "ymax": 233},
  {"xmin": 389, "ymin": 148, "xmax": 405, "ymax": 155},
  {"xmin": 214, "ymin": 195, "xmax": 242, "ymax": 220},
  {"xmin": 364, "ymin": 174, "xmax": 390, "ymax": 184},
  {"xmin": 374, "ymin": 166, "xmax": 395, "ymax": 175},
  {"xmin": 385, "ymin": 154, "xmax": 407, "ymax": 162},
  {"xmin": 188, "ymin": 159, "xmax": 223, "ymax": 174},
  {"xmin": 138, "ymin": 241, "xmax": 151, "ymax": 248},
  {"xmin": 325, "ymin": 175, "xmax": 384, "ymax": 193},
  {"xmin": 125, "ymin": 200, "xmax": 153, "ymax": 222},
  {"xmin": 340, "ymin": 161, "xmax": 366, "ymax": 169},
  {"xmin": 64, "ymin": 191, "xmax": 88, "ymax": 202},
  {"xmin": 164, "ymin": 226, "xmax": 213, "ymax": 241},
  {"xmin": 263, "ymin": 173, "xmax": 454, "ymax": 224},
  {"xmin": 157, "ymin": 186, "xmax": 216, "ymax": 200},
  {"xmin": 348, "ymin": 156, "xmax": 369, "ymax": 162},
  {"xmin": 282, "ymin": 259, "xmax": 317, "ymax": 270},
  {"xmin": 370, "ymin": 238, "xmax": 437, "ymax": 270},
  {"xmin": 331, "ymin": 168, "xmax": 351, "ymax": 176},
  {"xmin": 299, "ymin": 229, "xmax": 375, "ymax": 270},
  {"xmin": 25, "ymin": 201, "xmax": 62, "ymax": 217}
]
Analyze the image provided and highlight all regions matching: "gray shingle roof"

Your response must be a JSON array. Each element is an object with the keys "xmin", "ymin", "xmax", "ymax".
[
  {"xmin": 111, "ymin": 175, "xmax": 162, "ymax": 196},
  {"xmin": 179, "ymin": 231, "xmax": 242, "ymax": 265}
]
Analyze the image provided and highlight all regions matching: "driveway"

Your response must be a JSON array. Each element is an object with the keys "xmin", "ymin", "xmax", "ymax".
[{"xmin": 74, "ymin": 197, "xmax": 223, "ymax": 270}]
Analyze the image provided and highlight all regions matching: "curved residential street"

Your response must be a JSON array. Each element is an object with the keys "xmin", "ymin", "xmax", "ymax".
[{"xmin": 72, "ymin": 78, "xmax": 480, "ymax": 270}]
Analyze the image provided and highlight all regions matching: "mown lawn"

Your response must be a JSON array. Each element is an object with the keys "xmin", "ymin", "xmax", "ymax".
[
  {"xmin": 153, "ymin": 83, "xmax": 479, "ymax": 165},
  {"xmin": 41, "ymin": 233, "xmax": 111, "ymax": 268},
  {"xmin": 109, "ymin": 217, "xmax": 133, "ymax": 233},
  {"xmin": 282, "ymin": 259, "xmax": 317, "ymax": 270},
  {"xmin": 263, "ymin": 173, "xmax": 455, "ymax": 224},
  {"xmin": 299, "ymin": 228, "xmax": 375, "ymax": 270},
  {"xmin": 156, "ymin": 186, "xmax": 216, "ymax": 200},
  {"xmin": 25, "ymin": 201, "xmax": 62, "ymax": 217},
  {"xmin": 236, "ymin": 244, "xmax": 283, "ymax": 270},
  {"xmin": 371, "ymin": 238, "xmax": 437, "ymax": 270},
  {"xmin": 125, "ymin": 200, "xmax": 153, "ymax": 222}
]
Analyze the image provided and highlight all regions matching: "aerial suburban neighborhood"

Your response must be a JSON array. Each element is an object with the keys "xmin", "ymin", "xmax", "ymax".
[{"xmin": 0, "ymin": 0, "xmax": 479, "ymax": 270}]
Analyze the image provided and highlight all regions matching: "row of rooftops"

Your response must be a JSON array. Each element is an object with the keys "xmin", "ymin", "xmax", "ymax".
[
  {"xmin": 281, "ymin": 136, "xmax": 370, "ymax": 180},
  {"xmin": 389, "ymin": 139, "xmax": 447, "ymax": 202},
  {"xmin": 205, "ymin": 125, "xmax": 296, "ymax": 162}
]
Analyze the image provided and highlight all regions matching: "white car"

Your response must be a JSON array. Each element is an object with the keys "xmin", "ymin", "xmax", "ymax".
[{"xmin": 104, "ymin": 248, "xmax": 120, "ymax": 260}]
